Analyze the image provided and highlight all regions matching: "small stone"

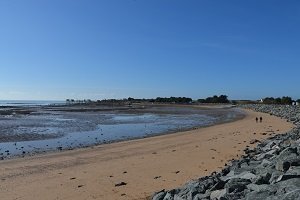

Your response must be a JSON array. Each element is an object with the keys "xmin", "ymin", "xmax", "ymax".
[{"xmin": 115, "ymin": 182, "xmax": 127, "ymax": 187}]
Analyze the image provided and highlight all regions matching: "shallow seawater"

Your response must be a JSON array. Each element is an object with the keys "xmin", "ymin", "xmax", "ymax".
[{"xmin": 0, "ymin": 107, "xmax": 244, "ymax": 159}]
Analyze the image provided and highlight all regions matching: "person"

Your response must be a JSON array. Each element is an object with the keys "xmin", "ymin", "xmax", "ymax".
[
  {"xmin": 256, "ymin": 117, "xmax": 258, "ymax": 123},
  {"xmin": 260, "ymin": 117, "xmax": 262, "ymax": 123}
]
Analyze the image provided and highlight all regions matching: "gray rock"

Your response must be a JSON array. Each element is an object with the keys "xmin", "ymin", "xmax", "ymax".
[
  {"xmin": 153, "ymin": 190, "xmax": 166, "ymax": 200},
  {"xmin": 210, "ymin": 189, "xmax": 226, "ymax": 200},
  {"xmin": 274, "ymin": 175, "xmax": 300, "ymax": 183},
  {"xmin": 270, "ymin": 171, "xmax": 284, "ymax": 184},
  {"xmin": 246, "ymin": 184, "xmax": 269, "ymax": 192},
  {"xmin": 255, "ymin": 149, "xmax": 277, "ymax": 160},
  {"xmin": 259, "ymin": 159, "xmax": 271, "ymax": 167},
  {"xmin": 163, "ymin": 193, "xmax": 174, "ymax": 200},
  {"xmin": 286, "ymin": 166, "xmax": 300, "ymax": 175},
  {"xmin": 245, "ymin": 190, "xmax": 277, "ymax": 200},
  {"xmin": 254, "ymin": 172, "xmax": 271, "ymax": 185},
  {"xmin": 221, "ymin": 172, "xmax": 256, "ymax": 182},
  {"xmin": 239, "ymin": 172, "xmax": 257, "ymax": 182},
  {"xmin": 277, "ymin": 158, "xmax": 300, "ymax": 172},
  {"xmin": 225, "ymin": 178, "xmax": 251, "ymax": 193},
  {"xmin": 192, "ymin": 192, "xmax": 211, "ymax": 200},
  {"xmin": 280, "ymin": 189, "xmax": 300, "ymax": 200}
]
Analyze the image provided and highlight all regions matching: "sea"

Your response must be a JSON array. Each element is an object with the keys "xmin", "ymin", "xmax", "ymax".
[{"xmin": 0, "ymin": 100, "xmax": 65, "ymax": 107}]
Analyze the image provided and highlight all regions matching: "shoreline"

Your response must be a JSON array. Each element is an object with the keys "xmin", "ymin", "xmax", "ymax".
[
  {"xmin": 0, "ymin": 108, "xmax": 294, "ymax": 200},
  {"xmin": 0, "ymin": 105, "xmax": 244, "ymax": 160}
]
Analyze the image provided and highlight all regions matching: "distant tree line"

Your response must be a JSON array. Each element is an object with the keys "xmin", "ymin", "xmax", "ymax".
[
  {"xmin": 128, "ymin": 97, "xmax": 193, "ymax": 104},
  {"xmin": 151, "ymin": 97, "xmax": 192, "ymax": 103},
  {"xmin": 262, "ymin": 96, "xmax": 300, "ymax": 105},
  {"xmin": 65, "ymin": 96, "xmax": 193, "ymax": 105},
  {"xmin": 262, "ymin": 96, "xmax": 295, "ymax": 105},
  {"xmin": 197, "ymin": 95, "xmax": 229, "ymax": 104},
  {"xmin": 65, "ymin": 95, "xmax": 233, "ymax": 105},
  {"xmin": 66, "ymin": 99, "xmax": 92, "ymax": 104},
  {"xmin": 66, "ymin": 95, "xmax": 300, "ymax": 106}
]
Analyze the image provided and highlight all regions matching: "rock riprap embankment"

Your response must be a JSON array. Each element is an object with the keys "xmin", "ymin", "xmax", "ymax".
[{"xmin": 152, "ymin": 104, "xmax": 300, "ymax": 200}]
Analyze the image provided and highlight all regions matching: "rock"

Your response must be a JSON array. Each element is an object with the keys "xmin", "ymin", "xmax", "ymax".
[
  {"xmin": 286, "ymin": 166, "xmax": 300, "ymax": 175},
  {"xmin": 269, "ymin": 171, "xmax": 284, "ymax": 184},
  {"xmin": 162, "ymin": 192, "xmax": 173, "ymax": 200},
  {"xmin": 274, "ymin": 175, "xmax": 300, "ymax": 183},
  {"xmin": 259, "ymin": 159, "xmax": 271, "ymax": 167},
  {"xmin": 225, "ymin": 178, "xmax": 251, "ymax": 193},
  {"xmin": 192, "ymin": 192, "xmax": 211, "ymax": 200},
  {"xmin": 152, "ymin": 190, "xmax": 166, "ymax": 200},
  {"xmin": 210, "ymin": 189, "xmax": 226, "ymax": 200},
  {"xmin": 221, "ymin": 172, "xmax": 256, "ymax": 182},
  {"xmin": 209, "ymin": 180, "xmax": 226, "ymax": 191},
  {"xmin": 280, "ymin": 189, "xmax": 300, "ymax": 200},
  {"xmin": 276, "ymin": 158, "xmax": 300, "ymax": 172},
  {"xmin": 245, "ymin": 190, "xmax": 276, "ymax": 200},
  {"xmin": 246, "ymin": 184, "xmax": 269, "ymax": 192},
  {"xmin": 239, "ymin": 172, "xmax": 257, "ymax": 182},
  {"xmin": 254, "ymin": 172, "xmax": 271, "ymax": 185},
  {"xmin": 255, "ymin": 149, "xmax": 277, "ymax": 161}
]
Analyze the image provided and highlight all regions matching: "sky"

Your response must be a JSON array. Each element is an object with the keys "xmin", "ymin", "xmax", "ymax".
[{"xmin": 0, "ymin": 0, "xmax": 300, "ymax": 100}]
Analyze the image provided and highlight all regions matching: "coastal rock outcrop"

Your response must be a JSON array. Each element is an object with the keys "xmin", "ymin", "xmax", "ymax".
[{"xmin": 152, "ymin": 104, "xmax": 300, "ymax": 200}]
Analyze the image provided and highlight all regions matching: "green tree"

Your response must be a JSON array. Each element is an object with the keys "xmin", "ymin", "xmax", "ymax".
[
  {"xmin": 281, "ymin": 96, "xmax": 293, "ymax": 105},
  {"xmin": 275, "ymin": 98, "xmax": 282, "ymax": 104}
]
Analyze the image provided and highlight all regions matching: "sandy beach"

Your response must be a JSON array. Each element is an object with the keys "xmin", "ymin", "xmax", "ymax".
[{"xmin": 0, "ymin": 109, "xmax": 294, "ymax": 200}]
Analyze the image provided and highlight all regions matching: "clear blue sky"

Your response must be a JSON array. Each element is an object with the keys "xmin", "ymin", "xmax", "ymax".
[{"xmin": 1, "ymin": 0, "xmax": 300, "ymax": 100}]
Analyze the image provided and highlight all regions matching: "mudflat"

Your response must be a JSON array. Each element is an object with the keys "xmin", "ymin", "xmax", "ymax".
[{"xmin": 0, "ymin": 109, "xmax": 294, "ymax": 200}]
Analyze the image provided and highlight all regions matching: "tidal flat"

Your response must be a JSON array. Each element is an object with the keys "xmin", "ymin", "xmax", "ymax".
[{"xmin": 0, "ymin": 104, "xmax": 244, "ymax": 159}]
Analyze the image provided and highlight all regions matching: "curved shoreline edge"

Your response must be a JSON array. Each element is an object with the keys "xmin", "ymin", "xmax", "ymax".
[
  {"xmin": 0, "ymin": 106, "xmax": 245, "ymax": 160},
  {"xmin": 152, "ymin": 104, "xmax": 300, "ymax": 200},
  {"xmin": 0, "ymin": 106, "xmax": 293, "ymax": 200}
]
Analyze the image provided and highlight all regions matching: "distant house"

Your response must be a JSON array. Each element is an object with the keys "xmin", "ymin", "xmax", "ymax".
[{"xmin": 292, "ymin": 101, "xmax": 299, "ymax": 106}]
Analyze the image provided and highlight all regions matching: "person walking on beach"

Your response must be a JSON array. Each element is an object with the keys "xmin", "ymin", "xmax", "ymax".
[
  {"xmin": 256, "ymin": 117, "xmax": 258, "ymax": 123},
  {"xmin": 260, "ymin": 117, "xmax": 263, "ymax": 123}
]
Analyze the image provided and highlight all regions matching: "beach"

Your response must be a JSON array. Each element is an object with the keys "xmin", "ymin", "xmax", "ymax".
[{"xmin": 0, "ymin": 108, "xmax": 294, "ymax": 200}]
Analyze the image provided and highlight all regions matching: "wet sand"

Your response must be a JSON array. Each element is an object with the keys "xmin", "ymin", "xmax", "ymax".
[
  {"xmin": 0, "ymin": 109, "xmax": 294, "ymax": 200},
  {"xmin": 0, "ymin": 105, "xmax": 242, "ymax": 158}
]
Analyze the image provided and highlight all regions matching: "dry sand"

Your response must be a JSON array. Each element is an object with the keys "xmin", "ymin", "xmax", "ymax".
[{"xmin": 0, "ymin": 109, "xmax": 294, "ymax": 200}]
